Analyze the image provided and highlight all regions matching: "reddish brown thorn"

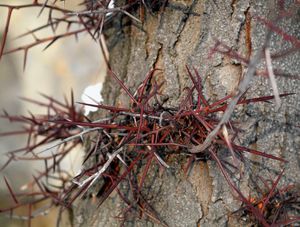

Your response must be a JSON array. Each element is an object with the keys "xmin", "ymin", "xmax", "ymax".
[
  {"xmin": 186, "ymin": 65, "xmax": 209, "ymax": 108},
  {"xmin": 52, "ymin": 120, "xmax": 145, "ymax": 131},
  {"xmin": 4, "ymin": 28, "xmax": 86, "ymax": 70},
  {"xmin": 233, "ymin": 144, "xmax": 286, "ymax": 162},
  {"xmin": 138, "ymin": 153, "xmax": 154, "ymax": 190},
  {"xmin": 97, "ymin": 154, "xmax": 143, "ymax": 208},
  {"xmin": 209, "ymin": 93, "xmax": 294, "ymax": 113},
  {"xmin": 210, "ymin": 148, "xmax": 269, "ymax": 226},
  {"xmin": 0, "ymin": 155, "xmax": 15, "ymax": 171},
  {"xmin": 108, "ymin": 69, "xmax": 138, "ymax": 104},
  {"xmin": 261, "ymin": 169, "xmax": 284, "ymax": 211},
  {"xmin": 3, "ymin": 176, "xmax": 19, "ymax": 204},
  {"xmin": 255, "ymin": 15, "xmax": 300, "ymax": 48},
  {"xmin": 77, "ymin": 102, "xmax": 131, "ymax": 112},
  {"xmin": 136, "ymin": 69, "xmax": 159, "ymax": 103},
  {"xmin": 0, "ymin": 8, "xmax": 13, "ymax": 61}
]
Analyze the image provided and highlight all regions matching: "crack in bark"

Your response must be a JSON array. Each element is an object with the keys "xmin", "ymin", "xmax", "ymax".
[
  {"xmin": 171, "ymin": 0, "xmax": 199, "ymax": 49},
  {"xmin": 175, "ymin": 0, "xmax": 199, "ymax": 34},
  {"xmin": 152, "ymin": 43, "xmax": 163, "ymax": 70}
]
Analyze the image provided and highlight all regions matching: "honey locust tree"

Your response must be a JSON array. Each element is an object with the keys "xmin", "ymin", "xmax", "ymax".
[
  {"xmin": 74, "ymin": 1, "xmax": 300, "ymax": 226},
  {"xmin": 0, "ymin": 0, "xmax": 299, "ymax": 226}
]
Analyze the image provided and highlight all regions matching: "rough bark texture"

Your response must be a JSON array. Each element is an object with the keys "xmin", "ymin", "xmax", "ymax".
[{"xmin": 74, "ymin": 0, "xmax": 299, "ymax": 226}]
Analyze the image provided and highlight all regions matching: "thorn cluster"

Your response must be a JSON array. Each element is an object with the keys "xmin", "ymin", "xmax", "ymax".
[{"xmin": 0, "ymin": 66, "xmax": 294, "ymax": 226}]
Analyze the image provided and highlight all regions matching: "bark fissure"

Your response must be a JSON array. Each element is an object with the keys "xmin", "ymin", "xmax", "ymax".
[{"xmin": 172, "ymin": 0, "xmax": 199, "ymax": 48}]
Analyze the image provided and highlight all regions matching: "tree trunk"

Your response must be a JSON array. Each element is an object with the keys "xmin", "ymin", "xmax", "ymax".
[{"xmin": 74, "ymin": 0, "xmax": 299, "ymax": 226}]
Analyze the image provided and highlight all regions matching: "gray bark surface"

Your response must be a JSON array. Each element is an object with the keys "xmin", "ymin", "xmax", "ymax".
[{"xmin": 74, "ymin": 0, "xmax": 299, "ymax": 226}]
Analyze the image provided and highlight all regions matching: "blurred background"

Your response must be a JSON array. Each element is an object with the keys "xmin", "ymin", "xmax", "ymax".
[{"xmin": 0, "ymin": 1, "xmax": 106, "ymax": 226}]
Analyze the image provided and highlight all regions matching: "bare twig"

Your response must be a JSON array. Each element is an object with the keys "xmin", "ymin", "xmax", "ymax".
[
  {"xmin": 265, "ymin": 48, "xmax": 281, "ymax": 111},
  {"xmin": 72, "ymin": 147, "xmax": 123, "ymax": 190}
]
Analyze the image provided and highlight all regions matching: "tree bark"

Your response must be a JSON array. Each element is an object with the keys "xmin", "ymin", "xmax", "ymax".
[{"xmin": 74, "ymin": 0, "xmax": 299, "ymax": 226}]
